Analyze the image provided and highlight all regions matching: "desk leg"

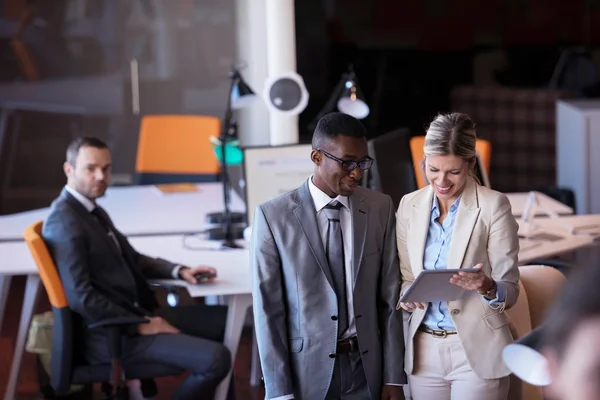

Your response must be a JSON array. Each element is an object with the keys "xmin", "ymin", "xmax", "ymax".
[
  {"xmin": 0, "ymin": 275, "xmax": 12, "ymax": 335},
  {"xmin": 4, "ymin": 274, "xmax": 40, "ymax": 400},
  {"xmin": 214, "ymin": 293, "xmax": 252, "ymax": 400}
]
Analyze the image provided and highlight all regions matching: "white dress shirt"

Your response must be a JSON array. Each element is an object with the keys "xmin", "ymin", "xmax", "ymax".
[
  {"xmin": 308, "ymin": 177, "xmax": 357, "ymax": 339},
  {"xmin": 64, "ymin": 185, "xmax": 182, "ymax": 279}
]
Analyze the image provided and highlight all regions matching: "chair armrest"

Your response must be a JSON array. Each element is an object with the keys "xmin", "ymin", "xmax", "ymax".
[
  {"xmin": 87, "ymin": 316, "xmax": 149, "ymax": 330},
  {"xmin": 149, "ymin": 280, "xmax": 185, "ymax": 292},
  {"xmin": 528, "ymin": 259, "xmax": 574, "ymax": 277}
]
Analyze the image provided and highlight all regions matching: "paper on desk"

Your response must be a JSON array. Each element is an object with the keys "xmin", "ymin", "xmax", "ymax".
[{"xmin": 154, "ymin": 183, "xmax": 201, "ymax": 195}]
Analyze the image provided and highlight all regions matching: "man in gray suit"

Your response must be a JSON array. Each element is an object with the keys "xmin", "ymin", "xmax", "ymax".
[
  {"xmin": 251, "ymin": 113, "xmax": 406, "ymax": 399},
  {"xmin": 42, "ymin": 137, "xmax": 231, "ymax": 399}
]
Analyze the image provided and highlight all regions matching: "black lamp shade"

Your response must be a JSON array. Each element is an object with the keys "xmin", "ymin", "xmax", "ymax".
[
  {"xmin": 502, "ymin": 326, "xmax": 551, "ymax": 386},
  {"xmin": 230, "ymin": 75, "xmax": 257, "ymax": 110}
]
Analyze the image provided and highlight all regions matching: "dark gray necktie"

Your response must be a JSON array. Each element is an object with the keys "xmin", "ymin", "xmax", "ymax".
[
  {"xmin": 91, "ymin": 207, "xmax": 121, "ymax": 251},
  {"xmin": 323, "ymin": 200, "xmax": 348, "ymax": 337}
]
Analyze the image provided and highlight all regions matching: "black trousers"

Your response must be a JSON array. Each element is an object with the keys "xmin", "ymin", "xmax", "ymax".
[{"xmin": 85, "ymin": 304, "xmax": 232, "ymax": 400}]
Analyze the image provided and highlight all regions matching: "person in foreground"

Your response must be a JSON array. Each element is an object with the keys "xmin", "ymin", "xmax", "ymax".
[
  {"xmin": 42, "ymin": 137, "xmax": 231, "ymax": 400},
  {"xmin": 541, "ymin": 264, "xmax": 600, "ymax": 400},
  {"xmin": 251, "ymin": 112, "xmax": 406, "ymax": 400},
  {"xmin": 396, "ymin": 112, "xmax": 520, "ymax": 400}
]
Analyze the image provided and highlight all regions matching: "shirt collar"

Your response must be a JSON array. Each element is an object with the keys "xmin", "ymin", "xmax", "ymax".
[
  {"xmin": 64, "ymin": 185, "xmax": 96, "ymax": 212},
  {"xmin": 308, "ymin": 176, "xmax": 350, "ymax": 212},
  {"xmin": 431, "ymin": 194, "xmax": 462, "ymax": 215}
]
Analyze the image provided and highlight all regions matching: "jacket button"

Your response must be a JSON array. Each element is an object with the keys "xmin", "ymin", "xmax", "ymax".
[
  {"xmin": 329, "ymin": 353, "xmax": 336, "ymax": 358},
  {"xmin": 451, "ymin": 309, "xmax": 460, "ymax": 315},
  {"xmin": 331, "ymin": 315, "xmax": 338, "ymax": 321}
]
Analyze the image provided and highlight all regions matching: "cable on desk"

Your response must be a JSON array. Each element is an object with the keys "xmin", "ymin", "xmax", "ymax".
[{"xmin": 181, "ymin": 232, "xmax": 241, "ymax": 251}]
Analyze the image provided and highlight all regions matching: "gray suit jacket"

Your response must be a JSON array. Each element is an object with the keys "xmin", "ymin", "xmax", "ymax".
[
  {"xmin": 42, "ymin": 188, "xmax": 176, "ymax": 328},
  {"xmin": 251, "ymin": 180, "xmax": 406, "ymax": 400}
]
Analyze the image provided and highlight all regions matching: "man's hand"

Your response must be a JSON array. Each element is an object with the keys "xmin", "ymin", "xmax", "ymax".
[
  {"xmin": 381, "ymin": 384, "xmax": 405, "ymax": 400},
  {"xmin": 399, "ymin": 302, "xmax": 427, "ymax": 312},
  {"xmin": 179, "ymin": 266, "xmax": 217, "ymax": 284},
  {"xmin": 449, "ymin": 263, "xmax": 491, "ymax": 292},
  {"xmin": 137, "ymin": 316, "xmax": 180, "ymax": 335}
]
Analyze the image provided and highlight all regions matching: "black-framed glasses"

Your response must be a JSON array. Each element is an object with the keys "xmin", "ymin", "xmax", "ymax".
[{"xmin": 316, "ymin": 148, "xmax": 374, "ymax": 171}]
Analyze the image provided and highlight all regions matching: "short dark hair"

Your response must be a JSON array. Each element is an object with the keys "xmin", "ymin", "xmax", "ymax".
[
  {"xmin": 543, "ymin": 265, "xmax": 600, "ymax": 358},
  {"xmin": 311, "ymin": 112, "xmax": 367, "ymax": 150},
  {"xmin": 66, "ymin": 137, "xmax": 108, "ymax": 165}
]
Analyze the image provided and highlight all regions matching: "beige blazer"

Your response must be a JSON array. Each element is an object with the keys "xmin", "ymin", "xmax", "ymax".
[{"xmin": 396, "ymin": 179, "xmax": 520, "ymax": 379}]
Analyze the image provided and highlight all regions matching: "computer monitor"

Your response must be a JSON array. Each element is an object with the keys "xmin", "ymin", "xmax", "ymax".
[
  {"xmin": 242, "ymin": 144, "xmax": 314, "ymax": 226},
  {"xmin": 364, "ymin": 128, "xmax": 417, "ymax": 209}
]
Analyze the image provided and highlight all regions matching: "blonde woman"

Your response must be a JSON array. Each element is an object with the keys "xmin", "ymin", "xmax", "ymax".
[{"xmin": 397, "ymin": 112, "xmax": 519, "ymax": 400}]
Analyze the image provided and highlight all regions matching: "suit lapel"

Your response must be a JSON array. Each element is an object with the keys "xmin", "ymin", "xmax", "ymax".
[
  {"xmin": 293, "ymin": 182, "xmax": 334, "ymax": 289},
  {"xmin": 61, "ymin": 189, "xmax": 123, "ymax": 259},
  {"xmin": 448, "ymin": 180, "xmax": 481, "ymax": 270},
  {"xmin": 408, "ymin": 187, "xmax": 434, "ymax": 276},
  {"xmin": 350, "ymin": 193, "xmax": 367, "ymax": 288}
]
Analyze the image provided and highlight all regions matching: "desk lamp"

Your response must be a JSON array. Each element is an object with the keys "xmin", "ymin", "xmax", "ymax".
[
  {"xmin": 206, "ymin": 66, "xmax": 257, "ymax": 248},
  {"xmin": 309, "ymin": 64, "xmax": 369, "ymax": 130}
]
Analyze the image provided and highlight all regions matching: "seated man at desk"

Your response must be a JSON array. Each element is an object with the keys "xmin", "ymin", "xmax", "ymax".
[{"xmin": 42, "ymin": 137, "xmax": 231, "ymax": 400}]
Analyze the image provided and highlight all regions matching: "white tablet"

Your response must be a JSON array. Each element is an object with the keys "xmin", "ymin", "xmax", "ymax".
[{"xmin": 400, "ymin": 268, "xmax": 480, "ymax": 303}]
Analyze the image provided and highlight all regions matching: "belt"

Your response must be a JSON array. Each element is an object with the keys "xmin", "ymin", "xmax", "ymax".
[
  {"xmin": 418, "ymin": 326, "xmax": 458, "ymax": 338},
  {"xmin": 336, "ymin": 336, "xmax": 359, "ymax": 354}
]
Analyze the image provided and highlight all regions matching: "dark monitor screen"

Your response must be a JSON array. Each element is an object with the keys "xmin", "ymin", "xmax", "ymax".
[{"xmin": 364, "ymin": 128, "xmax": 417, "ymax": 209}]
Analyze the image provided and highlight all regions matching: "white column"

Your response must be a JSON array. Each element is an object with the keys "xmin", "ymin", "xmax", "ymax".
[
  {"xmin": 265, "ymin": 0, "xmax": 299, "ymax": 145},
  {"xmin": 235, "ymin": 0, "xmax": 271, "ymax": 147}
]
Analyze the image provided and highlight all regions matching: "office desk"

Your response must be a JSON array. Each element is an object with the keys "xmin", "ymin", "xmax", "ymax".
[
  {"xmin": 0, "ymin": 183, "xmax": 245, "ymax": 241},
  {"xmin": 517, "ymin": 214, "xmax": 600, "ymax": 264},
  {"xmin": 2, "ymin": 235, "xmax": 251, "ymax": 400}
]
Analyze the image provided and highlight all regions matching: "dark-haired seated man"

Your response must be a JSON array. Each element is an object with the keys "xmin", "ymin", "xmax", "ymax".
[{"xmin": 43, "ymin": 137, "xmax": 231, "ymax": 400}]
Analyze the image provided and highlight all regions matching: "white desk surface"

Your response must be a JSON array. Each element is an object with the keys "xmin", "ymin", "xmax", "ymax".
[
  {"xmin": 0, "ymin": 235, "xmax": 251, "ymax": 297},
  {"xmin": 505, "ymin": 192, "xmax": 574, "ymax": 217},
  {"xmin": 131, "ymin": 235, "xmax": 251, "ymax": 297},
  {"xmin": 0, "ymin": 183, "xmax": 246, "ymax": 241},
  {"xmin": 517, "ymin": 214, "xmax": 600, "ymax": 264},
  {"xmin": 0, "ymin": 235, "xmax": 251, "ymax": 295}
]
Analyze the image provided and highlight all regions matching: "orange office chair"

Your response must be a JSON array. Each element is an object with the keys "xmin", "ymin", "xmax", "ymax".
[
  {"xmin": 24, "ymin": 221, "xmax": 183, "ymax": 399},
  {"xmin": 409, "ymin": 136, "xmax": 492, "ymax": 189},
  {"xmin": 135, "ymin": 115, "xmax": 222, "ymax": 184}
]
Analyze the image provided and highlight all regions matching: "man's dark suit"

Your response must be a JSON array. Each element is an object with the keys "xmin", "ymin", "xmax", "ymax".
[{"xmin": 42, "ymin": 188, "xmax": 231, "ymax": 400}]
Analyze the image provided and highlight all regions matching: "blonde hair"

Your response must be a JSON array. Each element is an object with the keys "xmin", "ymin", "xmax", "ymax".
[{"xmin": 424, "ymin": 112, "xmax": 479, "ymax": 182}]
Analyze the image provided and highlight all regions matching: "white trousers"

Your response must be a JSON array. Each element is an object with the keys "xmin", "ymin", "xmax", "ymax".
[{"xmin": 408, "ymin": 331, "xmax": 509, "ymax": 400}]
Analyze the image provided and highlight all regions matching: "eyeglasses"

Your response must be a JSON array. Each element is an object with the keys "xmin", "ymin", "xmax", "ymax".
[{"xmin": 316, "ymin": 148, "xmax": 374, "ymax": 171}]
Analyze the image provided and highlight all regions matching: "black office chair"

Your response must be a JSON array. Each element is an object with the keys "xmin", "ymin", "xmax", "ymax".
[{"xmin": 25, "ymin": 221, "xmax": 184, "ymax": 399}]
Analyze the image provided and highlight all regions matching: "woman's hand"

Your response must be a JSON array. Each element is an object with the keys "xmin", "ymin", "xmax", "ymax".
[
  {"xmin": 449, "ymin": 263, "xmax": 492, "ymax": 292},
  {"xmin": 399, "ymin": 302, "xmax": 427, "ymax": 312}
]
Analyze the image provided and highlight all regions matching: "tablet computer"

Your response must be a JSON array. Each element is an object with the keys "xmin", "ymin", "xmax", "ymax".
[{"xmin": 400, "ymin": 268, "xmax": 480, "ymax": 303}]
